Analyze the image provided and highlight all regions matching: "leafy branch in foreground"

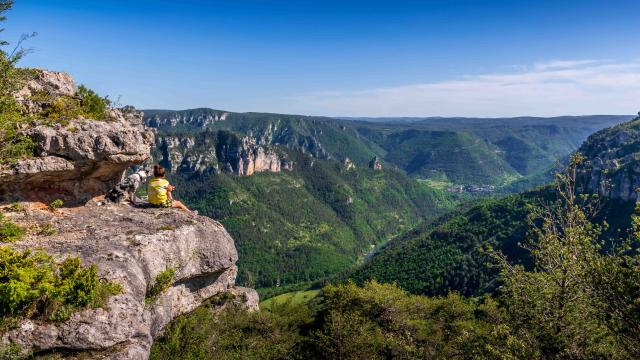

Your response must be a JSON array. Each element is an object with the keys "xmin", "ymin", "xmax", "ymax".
[{"xmin": 498, "ymin": 153, "xmax": 625, "ymax": 358}]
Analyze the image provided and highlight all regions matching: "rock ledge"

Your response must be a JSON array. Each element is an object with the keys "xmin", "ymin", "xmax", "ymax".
[{"xmin": 1, "ymin": 201, "xmax": 258, "ymax": 359}]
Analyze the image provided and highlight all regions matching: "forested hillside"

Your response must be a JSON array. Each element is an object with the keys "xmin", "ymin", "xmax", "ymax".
[
  {"xmin": 349, "ymin": 115, "xmax": 630, "ymax": 184},
  {"xmin": 347, "ymin": 190, "xmax": 544, "ymax": 296},
  {"xmin": 169, "ymin": 150, "xmax": 463, "ymax": 296},
  {"xmin": 348, "ymin": 189, "xmax": 635, "ymax": 296},
  {"xmin": 144, "ymin": 109, "xmax": 631, "ymax": 296},
  {"xmin": 154, "ymin": 156, "xmax": 640, "ymax": 359},
  {"xmin": 349, "ymin": 116, "xmax": 640, "ymax": 297}
]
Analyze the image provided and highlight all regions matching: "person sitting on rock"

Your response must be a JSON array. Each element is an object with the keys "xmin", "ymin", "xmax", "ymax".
[{"xmin": 148, "ymin": 164, "xmax": 192, "ymax": 212}]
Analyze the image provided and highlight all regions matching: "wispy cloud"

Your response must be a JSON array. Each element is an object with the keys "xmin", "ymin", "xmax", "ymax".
[
  {"xmin": 533, "ymin": 59, "xmax": 600, "ymax": 71},
  {"xmin": 286, "ymin": 60, "xmax": 640, "ymax": 117}
]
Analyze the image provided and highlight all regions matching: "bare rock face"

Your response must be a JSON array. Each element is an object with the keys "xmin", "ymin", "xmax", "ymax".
[
  {"xmin": 343, "ymin": 157, "xmax": 356, "ymax": 170},
  {"xmin": 369, "ymin": 156, "xmax": 382, "ymax": 170},
  {"xmin": 577, "ymin": 116, "xmax": 640, "ymax": 202},
  {"xmin": 0, "ymin": 114, "xmax": 154, "ymax": 204},
  {"xmin": 237, "ymin": 136, "xmax": 281, "ymax": 176},
  {"xmin": 14, "ymin": 69, "xmax": 76, "ymax": 114},
  {"xmin": 1, "ymin": 202, "xmax": 258, "ymax": 359},
  {"xmin": 154, "ymin": 130, "xmax": 292, "ymax": 176}
]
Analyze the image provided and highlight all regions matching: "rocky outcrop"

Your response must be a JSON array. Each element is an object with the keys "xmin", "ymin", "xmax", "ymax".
[
  {"xmin": 154, "ymin": 130, "xmax": 292, "ymax": 176},
  {"xmin": 369, "ymin": 156, "xmax": 382, "ymax": 170},
  {"xmin": 1, "ymin": 69, "xmax": 258, "ymax": 359},
  {"xmin": 236, "ymin": 137, "xmax": 282, "ymax": 176},
  {"xmin": 577, "ymin": 116, "xmax": 640, "ymax": 202},
  {"xmin": 1, "ymin": 70, "xmax": 154, "ymax": 204},
  {"xmin": 343, "ymin": 157, "xmax": 356, "ymax": 170},
  {"xmin": 0, "ymin": 114, "xmax": 154, "ymax": 204},
  {"xmin": 14, "ymin": 70, "xmax": 76, "ymax": 114},
  {"xmin": 1, "ymin": 202, "xmax": 258, "ymax": 359}
]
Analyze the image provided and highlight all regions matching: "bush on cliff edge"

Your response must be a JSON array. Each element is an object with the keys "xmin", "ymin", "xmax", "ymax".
[{"xmin": 0, "ymin": 246, "xmax": 122, "ymax": 325}]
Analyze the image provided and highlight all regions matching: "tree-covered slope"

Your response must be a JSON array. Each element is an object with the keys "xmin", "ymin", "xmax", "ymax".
[
  {"xmin": 376, "ymin": 129, "xmax": 514, "ymax": 183},
  {"xmin": 170, "ymin": 151, "xmax": 462, "ymax": 295},
  {"xmin": 350, "ymin": 115, "xmax": 630, "ymax": 184},
  {"xmin": 348, "ymin": 187, "xmax": 636, "ymax": 297}
]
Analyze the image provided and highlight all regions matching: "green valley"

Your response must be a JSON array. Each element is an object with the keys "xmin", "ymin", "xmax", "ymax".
[
  {"xmin": 144, "ymin": 109, "xmax": 631, "ymax": 297},
  {"xmin": 169, "ymin": 150, "xmax": 464, "ymax": 297}
]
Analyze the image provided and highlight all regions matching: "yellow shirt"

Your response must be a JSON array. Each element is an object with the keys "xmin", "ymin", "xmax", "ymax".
[{"xmin": 148, "ymin": 177, "xmax": 170, "ymax": 205}]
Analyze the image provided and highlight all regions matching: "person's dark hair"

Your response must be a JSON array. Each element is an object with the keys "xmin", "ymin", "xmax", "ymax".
[{"xmin": 153, "ymin": 164, "xmax": 166, "ymax": 178}]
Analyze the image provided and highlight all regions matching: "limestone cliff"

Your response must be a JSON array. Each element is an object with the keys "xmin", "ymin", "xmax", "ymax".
[
  {"xmin": 577, "ymin": 115, "xmax": 640, "ymax": 202},
  {"xmin": 154, "ymin": 130, "xmax": 293, "ymax": 176},
  {"xmin": 143, "ymin": 109, "xmax": 333, "ymax": 161},
  {"xmin": 0, "ymin": 70, "xmax": 258, "ymax": 359},
  {"xmin": 1, "ymin": 202, "xmax": 257, "ymax": 359},
  {"xmin": 0, "ymin": 70, "xmax": 154, "ymax": 204}
]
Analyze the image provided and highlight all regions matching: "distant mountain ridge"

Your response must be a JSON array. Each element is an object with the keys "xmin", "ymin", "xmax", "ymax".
[
  {"xmin": 144, "ymin": 109, "xmax": 631, "ymax": 187},
  {"xmin": 340, "ymin": 115, "xmax": 633, "ymax": 126}
]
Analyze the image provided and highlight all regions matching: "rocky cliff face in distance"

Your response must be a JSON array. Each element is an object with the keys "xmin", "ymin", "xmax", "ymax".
[
  {"xmin": 154, "ymin": 130, "xmax": 293, "ymax": 176},
  {"xmin": 578, "ymin": 115, "xmax": 640, "ymax": 202},
  {"xmin": 143, "ymin": 109, "xmax": 335, "ymax": 161},
  {"xmin": 144, "ymin": 108, "xmax": 230, "ymax": 129},
  {"xmin": 369, "ymin": 156, "xmax": 383, "ymax": 170},
  {"xmin": 0, "ymin": 70, "xmax": 258, "ymax": 359}
]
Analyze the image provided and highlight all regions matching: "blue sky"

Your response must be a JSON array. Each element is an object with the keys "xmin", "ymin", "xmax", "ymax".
[{"xmin": 3, "ymin": 0, "xmax": 640, "ymax": 116}]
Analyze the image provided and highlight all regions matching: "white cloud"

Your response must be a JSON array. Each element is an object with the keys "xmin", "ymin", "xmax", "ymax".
[
  {"xmin": 285, "ymin": 60, "xmax": 640, "ymax": 117},
  {"xmin": 533, "ymin": 59, "xmax": 600, "ymax": 71}
]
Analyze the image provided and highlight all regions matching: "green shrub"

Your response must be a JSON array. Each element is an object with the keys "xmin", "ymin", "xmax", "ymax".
[
  {"xmin": 0, "ymin": 50, "xmax": 38, "ymax": 164},
  {"xmin": 8, "ymin": 202, "xmax": 25, "ymax": 212},
  {"xmin": 0, "ymin": 214, "xmax": 25, "ymax": 242},
  {"xmin": 77, "ymin": 85, "xmax": 111, "ymax": 120},
  {"xmin": 0, "ymin": 247, "xmax": 122, "ymax": 321},
  {"xmin": 0, "ymin": 343, "xmax": 27, "ymax": 360},
  {"xmin": 0, "ymin": 92, "xmax": 37, "ymax": 164},
  {"xmin": 146, "ymin": 268, "xmax": 176, "ymax": 304},
  {"xmin": 39, "ymin": 85, "xmax": 110, "ymax": 124},
  {"xmin": 48, "ymin": 199, "xmax": 64, "ymax": 210},
  {"xmin": 151, "ymin": 281, "xmax": 511, "ymax": 359},
  {"xmin": 151, "ymin": 293, "xmax": 314, "ymax": 360},
  {"xmin": 38, "ymin": 223, "xmax": 57, "ymax": 236}
]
